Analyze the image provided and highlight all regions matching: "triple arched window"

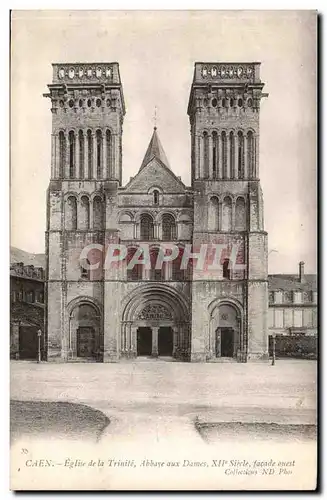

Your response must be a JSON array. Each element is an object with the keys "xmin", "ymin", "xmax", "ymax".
[
  {"xmin": 64, "ymin": 194, "xmax": 104, "ymax": 230},
  {"xmin": 126, "ymin": 245, "xmax": 190, "ymax": 282},
  {"xmin": 208, "ymin": 195, "xmax": 247, "ymax": 232}
]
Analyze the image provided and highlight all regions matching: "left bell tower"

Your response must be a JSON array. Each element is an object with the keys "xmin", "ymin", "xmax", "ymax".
[{"xmin": 44, "ymin": 63, "xmax": 125, "ymax": 361}]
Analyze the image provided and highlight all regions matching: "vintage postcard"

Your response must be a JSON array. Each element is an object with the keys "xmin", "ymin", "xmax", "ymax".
[{"xmin": 10, "ymin": 10, "xmax": 317, "ymax": 491}]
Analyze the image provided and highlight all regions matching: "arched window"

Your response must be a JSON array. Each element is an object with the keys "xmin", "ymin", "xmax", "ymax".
[
  {"xmin": 96, "ymin": 130, "xmax": 102, "ymax": 179},
  {"xmin": 162, "ymin": 214, "xmax": 176, "ymax": 240},
  {"xmin": 59, "ymin": 131, "xmax": 65, "ymax": 178},
  {"xmin": 212, "ymin": 132, "xmax": 218, "ymax": 179},
  {"xmin": 80, "ymin": 258, "xmax": 90, "ymax": 279},
  {"xmin": 140, "ymin": 214, "xmax": 154, "ymax": 240},
  {"xmin": 203, "ymin": 132, "xmax": 209, "ymax": 178},
  {"xmin": 126, "ymin": 248, "xmax": 143, "ymax": 281},
  {"xmin": 208, "ymin": 197, "xmax": 219, "ymax": 231},
  {"xmin": 87, "ymin": 130, "xmax": 93, "ymax": 179},
  {"xmin": 93, "ymin": 196, "xmax": 103, "ymax": 230},
  {"xmin": 238, "ymin": 131, "xmax": 244, "ymax": 179},
  {"xmin": 65, "ymin": 196, "xmax": 77, "ymax": 230},
  {"xmin": 221, "ymin": 132, "xmax": 227, "ymax": 178},
  {"xmin": 106, "ymin": 130, "xmax": 112, "ymax": 178},
  {"xmin": 79, "ymin": 130, "xmax": 84, "ymax": 179},
  {"xmin": 229, "ymin": 131, "xmax": 235, "ymax": 178},
  {"xmin": 69, "ymin": 131, "xmax": 75, "ymax": 178},
  {"xmin": 223, "ymin": 258, "xmax": 231, "ymax": 280},
  {"xmin": 150, "ymin": 248, "xmax": 165, "ymax": 281},
  {"xmin": 153, "ymin": 190, "xmax": 159, "ymax": 205},
  {"xmin": 235, "ymin": 197, "xmax": 246, "ymax": 231},
  {"xmin": 247, "ymin": 131, "xmax": 255, "ymax": 178},
  {"xmin": 80, "ymin": 196, "xmax": 90, "ymax": 230},
  {"xmin": 222, "ymin": 196, "xmax": 232, "ymax": 231}
]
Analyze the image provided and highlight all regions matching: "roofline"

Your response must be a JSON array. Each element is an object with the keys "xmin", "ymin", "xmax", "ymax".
[
  {"xmin": 123, "ymin": 156, "xmax": 187, "ymax": 191},
  {"xmin": 51, "ymin": 62, "xmax": 120, "ymax": 66},
  {"xmin": 194, "ymin": 61, "xmax": 262, "ymax": 65}
]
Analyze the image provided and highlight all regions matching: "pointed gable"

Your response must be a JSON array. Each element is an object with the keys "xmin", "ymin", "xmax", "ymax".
[
  {"xmin": 123, "ymin": 127, "xmax": 186, "ymax": 193},
  {"xmin": 140, "ymin": 127, "xmax": 171, "ymax": 170},
  {"xmin": 124, "ymin": 157, "xmax": 186, "ymax": 193}
]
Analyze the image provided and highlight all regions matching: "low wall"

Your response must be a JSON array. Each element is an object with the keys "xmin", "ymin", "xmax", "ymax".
[{"xmin": 269, "ymin": 335, "xmax": 317, "ymax": 360}]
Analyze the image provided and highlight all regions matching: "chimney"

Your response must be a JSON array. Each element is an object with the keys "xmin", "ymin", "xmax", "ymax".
[{"xmin": 299, "ymin": 261, "xmax": 305, "ymax": 283}]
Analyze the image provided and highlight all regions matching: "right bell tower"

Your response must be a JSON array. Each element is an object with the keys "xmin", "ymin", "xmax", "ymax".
[{"xmin": 188, "ymin": 62, "xmax": 269, "ymax": 362}]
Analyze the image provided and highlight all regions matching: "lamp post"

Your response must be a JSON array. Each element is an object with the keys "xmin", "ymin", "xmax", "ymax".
[
  {"xmin": 37, "ymin": 329, "xmax": 42, "ymax": 363},
  {"xmin": 272, "ymin": 334, "xmax": 276, "ymax": 366}
]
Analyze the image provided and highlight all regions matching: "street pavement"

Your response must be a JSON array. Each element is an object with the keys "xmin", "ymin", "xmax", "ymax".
[{"xmin": 10, "ymin": 359, "xmax": 317, "ymax": 490}]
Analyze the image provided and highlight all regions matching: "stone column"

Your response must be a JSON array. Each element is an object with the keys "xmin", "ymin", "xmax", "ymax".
[
  {"xmin": 173, "ymin": 325, "xmax": 178, "ymax": 357},
  {"xmin": 199, "ymin": 135, "xmax": 204, "ymax": 178},
  {"xmin": 226, "ymin": 133, "xmax": 230, "ymax": 179},
  {"xmin": 218, "ymin": 133, "xmax": 223, "ymax": 179},
  {"xmin": 75, "ymin": 132, "xmax": 80, "ymax": 178},
  {"xmin": 131, "ymin": 326, "xmax": 138, "ymax": 357},
  {"xmin": 154, "ymin": 223, "xmax": 159, "ymax": 240},
  {"xmin": 92, "ymin": 132, "xmax": 97, "ymax": 179},
  {"xmin": 65, "ymin": 131, "xmax": 70, "ymax": 178},
  {"xmin": 231, "ymin": 134, "xmax": 236, "ymax": 179},
  {"xmin": 102, "ymin": 129, "xmax": 107, "ymax": 179},
  {"xmin": 208, "ymin": 134, "xmax": 213, "ymax": 179},
  {"xmin": 238, "ymin": 317, "xmax": 243, "ymax": 361},
  {"xmin": 244, "ymin": 133, "xmax": 248, "ymax": 179},
  {"xmin": 114, "ymin": 134, "xmax": 119, "ymax": 180},
  {"xmin": 231, "ymin": 199, "xmax": 236, "ymax": 231},
  {"xmin": 51, "ymin": 134, "xmax": 56, "ymax": 178},
  {"xmin": 84, "ymin": 132, "xmax": 89, "ymax": 178},
  {"xmin": 216, "ymin": 328, "xmax": 221, "ymax": 357},
  {"xmin": 126, "ymin": 322, "xmax": 132, "ymax": 356},
  {"xmin": 152, "ymin": 327, "xmax": 158, "ymax": 357},
  {"xmin": 67, "ymin": 316, "xmax": 73, "ymax": 360},
  {"xmin": 194, "ymin": 135, "xmax": 200, "ymax": 179},
  {"xmin": 121, "ymin": 322, "xmax": 126, "ymax": 353},
  {"xmin": 218, "ymin": 201, "xmax": 223, "ymax": 231},
  {"xmin": 165, "ymin": 260, "xmax": 172, "ymax": 280},
  {"xmin": 254, "ymin": 134, "xmax": 259, "ymax": 178}
]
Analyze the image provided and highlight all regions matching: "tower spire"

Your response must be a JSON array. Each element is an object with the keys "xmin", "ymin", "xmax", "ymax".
[{"xmin": 139, "ymin": 127, "xmax": 170, "ymax": 170}]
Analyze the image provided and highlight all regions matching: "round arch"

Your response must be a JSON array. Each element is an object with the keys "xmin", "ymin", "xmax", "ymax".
[
  {"xmin": 122, "ymin": 283, "xmax": 190, "ymax": 324},
  {"xmin": 120, "ymin": 284, "xmax": 191, "ymax": 361},
  {"xmin": 67, "ymin": 297, "xmax": 102, "ymax": 361},
  {"xmin": 208, "ymin": 298, "xmax": 245, "ymax": 361}
]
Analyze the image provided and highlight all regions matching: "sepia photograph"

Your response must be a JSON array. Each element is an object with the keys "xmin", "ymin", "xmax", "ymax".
[{"xmin": 10, "ymin": 10, "xmax": 317, "ymax": 491}]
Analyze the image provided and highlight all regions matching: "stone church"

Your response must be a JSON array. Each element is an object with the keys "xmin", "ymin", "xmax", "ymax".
[{"xmin": 44, "ymin": 61, "xmax": 269, "ymax": 363}]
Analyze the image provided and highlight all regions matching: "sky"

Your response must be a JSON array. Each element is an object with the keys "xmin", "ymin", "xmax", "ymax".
[{"xmin": 10, "ymin": 10, "xmax": 317, "ymax": 273}]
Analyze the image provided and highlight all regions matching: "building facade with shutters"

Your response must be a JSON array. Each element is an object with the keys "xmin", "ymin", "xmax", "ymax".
[
  {"xmin": 43, "ymin": 61, "xmax": 315, "ymax": 363},
  {"xmin": 10, "ymin": 263, "xmax": 45, "ymax": 359}
]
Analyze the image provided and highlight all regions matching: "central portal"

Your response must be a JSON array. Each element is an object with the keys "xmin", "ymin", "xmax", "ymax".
[
  {"xmin": 158, "ymin": 327, "xmax": 173, "ymax": 356},
  {"xmin": 137, "ymin": 327, "xmax": 152, "ymax": 356}
]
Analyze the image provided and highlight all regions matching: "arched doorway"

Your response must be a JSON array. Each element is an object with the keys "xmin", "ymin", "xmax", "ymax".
[
  {"xmin": 209, "ymin": 300, "xmax": 244, "ymax": 361},
  {"xmin": 69, "ymin": 301, "xmax": 101, "ymax": 360},
  {"xmin": 121, "ymin": 284, "xmax": 190, "ymax": 361}
]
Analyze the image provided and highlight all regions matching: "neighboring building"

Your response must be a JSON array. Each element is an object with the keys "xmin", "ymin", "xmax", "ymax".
[
  {"xmin": 10, "ymin": 263, "xmax": 45, "ymax": 359},
  {"xmin": 268, "ymin": 262, "xmax": 317, "ymax": 338},
  {"xmin": 42, "ymin": 61, "xmax": 311, "ymax": 364}
]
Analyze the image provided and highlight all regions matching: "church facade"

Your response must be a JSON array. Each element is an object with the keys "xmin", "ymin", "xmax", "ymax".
[{"xmin": 44, "ymin": 61, "xmax": 269, "ymax": 363}]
